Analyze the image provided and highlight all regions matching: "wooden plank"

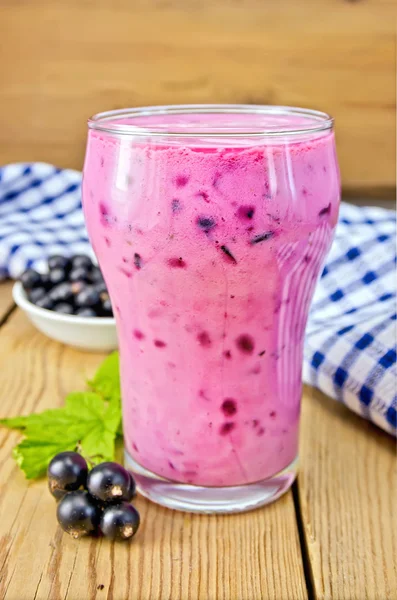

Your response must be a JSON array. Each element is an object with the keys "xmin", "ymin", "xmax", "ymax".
[
  {"xmin": 0, "ymin": 0, "xmax": 395, "ymax": 196},
  {"xmin": 298, "ymin": 386, "xmax": 397, "ymax": 600},
  {"xmin": 0, "ymin": 304, "xmax": 307, "ymax": 600},
  {"xmin": 0, "ymin": 282, "xmax": 14, "ymax": 322}
]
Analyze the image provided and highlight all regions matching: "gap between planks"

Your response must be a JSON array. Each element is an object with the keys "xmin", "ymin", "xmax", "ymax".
[{"xmin": 0, "ymin": 282, "xmax": 16, "ymax": 327}]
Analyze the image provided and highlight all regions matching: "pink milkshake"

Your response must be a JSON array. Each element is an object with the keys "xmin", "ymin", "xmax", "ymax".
[{"xmin": 83, "ymin": 106, "xmax": 340, "ymax": 513}]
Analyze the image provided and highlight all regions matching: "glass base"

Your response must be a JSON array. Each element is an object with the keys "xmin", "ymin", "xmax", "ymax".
[{"xmin": 124, "ymin": 451, "xmax": 298, "ymax": 514}]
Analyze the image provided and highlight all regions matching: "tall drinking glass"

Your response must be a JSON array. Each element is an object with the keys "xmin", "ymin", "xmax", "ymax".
[{"xmin": 82, "ymin": 105, "xmax": 340, "ymax": 513}]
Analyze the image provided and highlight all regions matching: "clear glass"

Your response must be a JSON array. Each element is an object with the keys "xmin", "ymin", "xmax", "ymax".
[{"xmin": 82, "ymin": 105, "xmax": 340, "ymax": 513}]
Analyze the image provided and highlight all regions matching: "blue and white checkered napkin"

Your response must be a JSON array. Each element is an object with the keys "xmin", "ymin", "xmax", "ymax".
[
  {"xmin": 0, "ymin": 162, "xmax": 90, "ymax": 278},
  {"xmin": 1, "ymin": 162, "xmax": 396, "ymax": 436},
  {"xmin": 303, "ymin": 203, "xmax": 396, "ymax": 436}
]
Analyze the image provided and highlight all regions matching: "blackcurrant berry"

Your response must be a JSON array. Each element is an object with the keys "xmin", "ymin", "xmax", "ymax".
[
  {"xmin": 70, "ymin": 281, "xmax": 85, "ymax": 296},
  {"xmin": 54, "ymin": 302, "xmax": 74, "ymax": 315},
  {"xmin": 100, "ymin": 502, "xmax": 140, "ymax": 542},
  {"xmin": 99, "ymin": 292, "xmax": 113, "ymax": 316},
  {"xmin": 90, "ymin": 267, "xmax": 105, "ymax": 284},
  {"xmin": 20, "ymin": 268, "xmax": 41, "ymax": 290},
  {"xmin": 101, "ymin": 298, "xmax": 113, "ymax": 317},
  {"xmin": 48, "ymin": 255, "xmax": 71, "ymax": 271},
  {"xmin": 49, "ymin": 282, "xmax": 73, "ymax": 303},
  {"xmin": 75, "ymin": 286, "xmax": 100, "ymax": 309},
  {"xmin": 35, "ymin": 295, "xmax": 55, "ymax": 310},
  {"xmin": 71, "ymin": 255, "xmax": 93, "ymax": 271},
  {"xmin": 40, "ymin": 272, "xmax": 51, "ymax": 290},
  {"xmin": 56, "ymin": 491, "xmax": 100, "ymax": 539},
  {"xmin": 93, "ymin": 281, "xmax": 107, "ymax": 295},
  {"xmin": 28, "ymin": 287, "xmax": 46, "ymax": 304},
  {"xmin": 49, "ymin": 267, "xmax": 66, "ymax": 286},
  {"xmin": 69, "ymin": 267, "xmax": 91, "ymax": 283},
  {"xmin": 87, "ymin": 462, "xmax": 135, "ymax": 503},
  {"xmin": 48, "ymin": 451, "xmax": 88, "ymax": 500},
  {"xmin": 75, "ymin": 307, "xmax": 97, "ymax": 317}
]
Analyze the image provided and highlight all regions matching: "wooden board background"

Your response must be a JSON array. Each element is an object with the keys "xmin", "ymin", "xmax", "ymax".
[{"xmin": 0, "ymin": 0, "xmax": 395, "ymax": 198}]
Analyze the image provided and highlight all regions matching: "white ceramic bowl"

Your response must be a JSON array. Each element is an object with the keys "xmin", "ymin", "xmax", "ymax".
[{"xmin": 13, "ymin": 282, "xmax": 118, "ymax": 352}]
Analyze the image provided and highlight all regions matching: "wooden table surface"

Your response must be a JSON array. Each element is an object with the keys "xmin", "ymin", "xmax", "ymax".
[{"xmin": 0, "ymin": 281, "xmax": 395, "ymax": 600}]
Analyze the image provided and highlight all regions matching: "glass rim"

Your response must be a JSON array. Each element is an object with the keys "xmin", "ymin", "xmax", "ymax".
[{"xmin": 88, "ymin": 104, "xmax": 334, "ymax": 138}]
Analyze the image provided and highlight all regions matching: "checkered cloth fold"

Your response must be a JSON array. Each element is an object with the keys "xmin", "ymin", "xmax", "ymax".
[
  {"xmin": 304, "ymin": 202, "xmax": 396, "ymax": 436},
  {"xmin": 0, "ymin": 163, "xmax": 90, "ymax": 277},
  {"xmin": 1, "ymin": 162, "xmax": 396, "ymax": 435}
]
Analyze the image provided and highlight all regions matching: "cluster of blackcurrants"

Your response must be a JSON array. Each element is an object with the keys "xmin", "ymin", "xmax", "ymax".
[
  {"xmin": 48, "ymin": 452, "xmax": 140, "ymax": 542},
  {"xmin": 20, "ymin": 254, "xmax": 113, "ymax": 317}
]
